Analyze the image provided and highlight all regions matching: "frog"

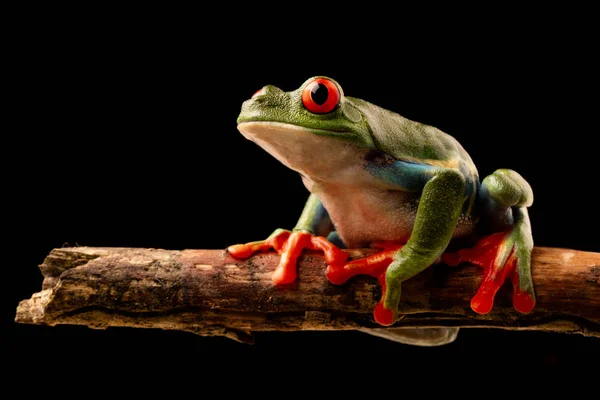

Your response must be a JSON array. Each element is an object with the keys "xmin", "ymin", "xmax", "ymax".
[{"xmin": 228, "ymin": 76, "xmax": 535, "ymax": 339}]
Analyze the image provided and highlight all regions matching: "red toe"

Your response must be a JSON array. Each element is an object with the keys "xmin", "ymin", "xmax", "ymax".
[
  {"xmin": 373, "ymin": 302, "xmax": 396, "ymax": 326},
  {"xmin": 227, "ymin": 244, "xmax": 254, "ymax": 259},
  {"xmin": 271, "ymin": 232, "xmax": 310, "ymax": 285},
  {"xmin": 373, "ymin": 272, "xmax": 396, "ymax": 326}
]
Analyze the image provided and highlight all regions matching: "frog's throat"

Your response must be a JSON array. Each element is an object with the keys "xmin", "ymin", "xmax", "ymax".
[{"xmin": 237, "ymin": 121, "xmax": 367, "ymax": 180}]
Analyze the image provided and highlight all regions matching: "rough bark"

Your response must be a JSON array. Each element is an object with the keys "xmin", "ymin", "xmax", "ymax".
[{"xmin": 15, "ymin": 246, "xmax": 600, "ymax": 343}]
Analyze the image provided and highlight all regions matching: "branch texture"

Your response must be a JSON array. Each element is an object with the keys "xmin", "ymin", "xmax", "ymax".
[{"xmin": 16, "ymin": 246, "xmax": 600, "ymax": 342}]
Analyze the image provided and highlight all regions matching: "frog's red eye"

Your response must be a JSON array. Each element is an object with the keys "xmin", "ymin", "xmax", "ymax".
[{"xmin": 302, "ymin": 78, "xmax": 340, "ymax": 114}]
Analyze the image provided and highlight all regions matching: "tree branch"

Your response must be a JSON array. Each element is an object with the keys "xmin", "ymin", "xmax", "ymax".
[{"xmin": 15, "ymin": 246, "xmax": 600, "ymax": 343}]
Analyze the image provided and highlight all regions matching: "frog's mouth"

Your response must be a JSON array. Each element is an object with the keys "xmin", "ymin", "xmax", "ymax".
[{"xmin": 237, "ymin": 121, "xmax": 367, "ymax": 181}]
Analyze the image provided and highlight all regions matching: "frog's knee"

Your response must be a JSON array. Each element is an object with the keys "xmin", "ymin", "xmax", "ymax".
[{"xmin": 481, "ymin": 169, "xmax": 533, "ymax": 208}]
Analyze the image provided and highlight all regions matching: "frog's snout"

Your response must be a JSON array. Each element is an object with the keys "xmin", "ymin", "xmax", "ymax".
[
  {"xmin": 239, "ymin": 85, "xmax": 286, "ymax": 122},
  {"xmin": 251, "ymin": 85, "xmax": 283, "ymax": 99}
]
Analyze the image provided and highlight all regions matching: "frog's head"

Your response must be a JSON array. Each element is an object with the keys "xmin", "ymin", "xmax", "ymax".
[{"xmin": 237, "ymin": 76, "xmax": 375, "ymax": 180}]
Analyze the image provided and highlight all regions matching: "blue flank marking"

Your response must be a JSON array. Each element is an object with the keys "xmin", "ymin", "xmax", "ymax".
[
  {"xmin": 458, "ymin": 159, "xmax": 479, "ymax": 207},
  {"xmin": 365, "ymin": 158, "xmax": 477, "ymax": 201},
  {"xmin": 365, "ymin": 159, "xmax": 439, "ymax": 192},
  {"xmin": 326, "ymin": 231, "xmax": 346, "ymax": 248},
  {"xmin": 308, "ymin": 201, "xmax": 330, "ymax": 232}
]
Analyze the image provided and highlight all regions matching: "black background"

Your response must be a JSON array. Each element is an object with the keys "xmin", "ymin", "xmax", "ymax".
[{"xmin": 4, "ymin": 5, "xmax": 599, "ymax": 386}]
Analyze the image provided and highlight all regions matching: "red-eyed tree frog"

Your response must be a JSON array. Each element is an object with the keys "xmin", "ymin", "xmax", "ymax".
[{"xmin": 228, "ymin": 76, "xmax": 535, "ymax": 341}]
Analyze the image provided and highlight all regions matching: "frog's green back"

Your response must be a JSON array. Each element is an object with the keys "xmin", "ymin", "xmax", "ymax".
[{"xmin": 347, "ymin": 97, "xmax": 477, "ymax": 174}]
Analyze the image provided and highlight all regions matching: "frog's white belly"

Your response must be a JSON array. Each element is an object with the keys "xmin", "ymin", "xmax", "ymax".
[
  {"xmin": 305, "ymin": 179, "xmax": 419, "ymax": 248},
  {"xmin": 305, "ymin": 178, "xmax": 476, "ymax": 249}
]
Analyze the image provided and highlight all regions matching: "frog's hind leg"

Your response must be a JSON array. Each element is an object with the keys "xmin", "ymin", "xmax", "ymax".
[{"xmin": 443, "ymin": 169, "xmax": 535, "ymax": 314}]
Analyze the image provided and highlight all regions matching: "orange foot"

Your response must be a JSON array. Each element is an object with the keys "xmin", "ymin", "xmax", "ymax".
[
  {"xmin": 442, "ymin": 231, "xmax": 536, "ymax": 315},
  {"xmin": 228, "ymin": 229, "xmax": 347, "ymax": 284},
  {"xmin": 326, "ymin": 240, "xmax": 405, "ymax": 326}
]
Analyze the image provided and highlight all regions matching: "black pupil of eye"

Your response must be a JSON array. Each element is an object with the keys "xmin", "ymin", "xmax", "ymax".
[{"xmin": 311, "ymin": 83, "xmax": 329, "ymax": 105}]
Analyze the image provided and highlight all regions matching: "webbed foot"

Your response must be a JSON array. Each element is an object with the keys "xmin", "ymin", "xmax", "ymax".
[
  {"xmin": 228, "ymin": 229, "xmax": 347, "ymax": 284},
  {"xmin": 442, "ymin": 229, "xmax": 535, "ymax": 314}
]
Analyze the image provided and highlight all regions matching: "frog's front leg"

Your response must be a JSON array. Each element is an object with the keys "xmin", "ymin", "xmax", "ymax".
[
  {"xmin": 228, "ymin": 194, "xmax": 347, "ymax": 284},
  {"xmin": 443, "ymin": 169, "xmax": 535, "ymax": 314},
  {"xmin": 376, "ymin": 169, "xmax": 467, "ymax": 325}
]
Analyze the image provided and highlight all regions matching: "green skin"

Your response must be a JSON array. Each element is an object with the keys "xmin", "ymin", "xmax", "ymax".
[{"xmin": 236, "ymin": 76, "xmax": 534, "ymax": 323}]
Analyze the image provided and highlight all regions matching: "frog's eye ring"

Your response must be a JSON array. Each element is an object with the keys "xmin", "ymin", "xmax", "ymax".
[{"xmin": 302, "ymin": 78, "xmax": 340, "ymax": 114}]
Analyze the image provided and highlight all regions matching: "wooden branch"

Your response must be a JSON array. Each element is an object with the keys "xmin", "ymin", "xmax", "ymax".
[{"xmin": 16, "ymin": 246, "xmax": 600, "ymax": 343}]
